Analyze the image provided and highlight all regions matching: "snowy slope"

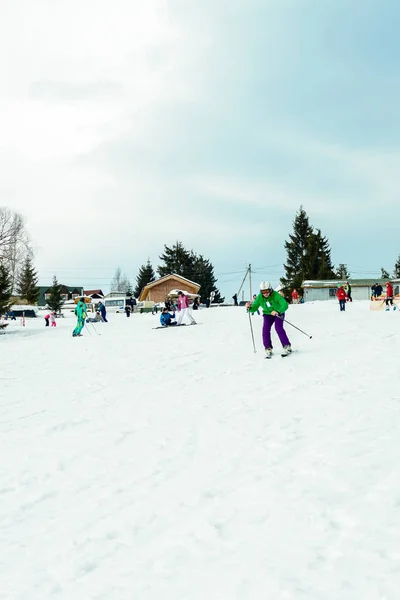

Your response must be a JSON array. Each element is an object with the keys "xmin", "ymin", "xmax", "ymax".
[{"xmin": 1, "ymin": 303, "xmax": 400, "ymax": 599}]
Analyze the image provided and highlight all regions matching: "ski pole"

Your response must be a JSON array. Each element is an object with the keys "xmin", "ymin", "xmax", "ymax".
[
  {"xmin": 248, "ymin": 312, "xmax": 257, "ymax": 353},
  {"xmin": 276, "ymin": 314, "xmax": 312, "ymax": 339}
]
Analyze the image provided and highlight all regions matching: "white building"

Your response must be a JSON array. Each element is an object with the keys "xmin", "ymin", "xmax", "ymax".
[{"xmin": 302, "ymin": 279, "xmax": 400, "ymax": 302}]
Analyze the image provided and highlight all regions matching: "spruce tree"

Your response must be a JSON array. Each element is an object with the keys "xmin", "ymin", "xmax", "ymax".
[
  {"xmin": 192, "ymin": 254, "xmax": 224, "ymax": 303},
  {"xmin": 335, "ymin": 263, "xmax": 350, "ymax": 279},
  {"xmin": 158, "ymin": 241, "xmax": 194, "ymax": 279},
  {"xmin": 134, "ymin": 259, "xmax": 156, "ymax": 298},
  {"xmin": 281, "ymin": 207, "xmax": 335, "ymax": 292},
  {"xmin": 157, "ymin": 241, "xmax": 224, "ymax": 303},
  {"xmin": 16, "ymin": 255, "xmax": 39, "ymax": 304},
  {"xmin": 0, "ymin": 262, "xmax": 12, "ymax": 313},
  {"xmin": 47, "ymin": 276, "xmax": 64, "ymax": 313},
  {"xmin": 281, "ymin": 206, "xmax": 314, "ymax": 292},
  {"xmin": 381, "ymin": 267, "xmax": 390, "ymax": 279}
]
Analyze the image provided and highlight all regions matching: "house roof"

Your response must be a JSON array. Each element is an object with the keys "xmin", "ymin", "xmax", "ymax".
[
  {"xmin": 302, "ymin": 278, "xmax": 391, "ymax": 288},
  {"xmin": 84, "ymin": 289, "xmax": 104, "ymax": 297},
  {"xmin": 139, "ymin": 273, "xmax": 200, "ymax": 301},
  {"xmin": 143, "ymin": 273, "xmax": 200, "ymax": 290}
]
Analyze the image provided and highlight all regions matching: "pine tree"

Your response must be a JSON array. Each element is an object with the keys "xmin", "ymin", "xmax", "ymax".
[
  {"xmin": 47, "ymin": 276, "xmax": 64, "ymax": 313},
  {"xmin": 157, "ymin": 241, "xmax": 195, "ymax": 279},
  {"xmin": 0, "ymin": 262, "xmax": 12, "ymax": 313},
  {"xmin": 16, "ymin": 255, "xmax": 39, "ymax": 304},
  {"xmin": 191, "ymin": 254, "xmax": 224, "ymax": 303},
  {"xmin": 157, "ymin": 241, "xmax": 224, "ymax": 303},
  {"xmin": 381, "ymin": 267, "xmax": 390, "ymax": 279},
  {"xmin": 134, "ymin": 260, "xmax": 156, "ymax": 298},
  {"xmin": 393, "ymin": 255, "xmax": 400, "ymax": 278},
  {"xmin": 281, "ymin": 207, "xmax": 335, "ymax": 292},
  {"xmin": 281, "ymin": 206, "xmax": 314, "ymax": 291},
  {"xmin": 335, "ymin": 263, "xmax": 350, "ymax": 279}
]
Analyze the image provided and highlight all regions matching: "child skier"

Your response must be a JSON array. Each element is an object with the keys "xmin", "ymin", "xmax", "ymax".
[
  {"xmin": 50, "ymin": 312, "xmax": 57, "ymax": 327},
  {"xmin": 385, "ymin": 282, "xmax": 394, "ymax": 309},
  {"xmin": 336, "ymin": 286, "xmax": 347, "ymax": 311},
  {"xmin": 246, "ymin": 281, "xmax": 292, "ymax": 358}
]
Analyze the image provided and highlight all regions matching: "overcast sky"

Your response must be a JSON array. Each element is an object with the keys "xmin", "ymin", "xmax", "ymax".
[{"xmin": 2, "ymin": 0, "xmax": 400, "ymax": 299}]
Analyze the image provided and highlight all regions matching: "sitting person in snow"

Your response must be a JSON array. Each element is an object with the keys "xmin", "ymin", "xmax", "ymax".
[{"xmin": 160, "ymin": 307, "xmax": 177, "ymax": 327}]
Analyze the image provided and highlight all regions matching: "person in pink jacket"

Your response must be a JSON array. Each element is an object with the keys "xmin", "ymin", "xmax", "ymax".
[{"xmin": 176, "ymin": 291, "xmax": 196, "ymax": 326}]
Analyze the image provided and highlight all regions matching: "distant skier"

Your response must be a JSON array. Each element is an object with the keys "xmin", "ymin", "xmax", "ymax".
[
  {"xmin": 385, "ymin": 282, "xmax": 394, "ymax": 309},
  {"xmin": 345, "ymin": 281, "xmax": 352, "ymax": 302},
  {"xmin": 44, "ymin": 313, "xmax": 50, "ymax": 327},
  {"xmin": 246, "ymin": 281, "xmax": 292, "ymax": 358},
  {"xmin": 176, "ymin": 291, "xmax": 196, "ymax": 326},
  {"xmin": 160, "ymin": 307, "xmax": 177, "ymax": 327},
  {"xmin": 97, "ymin": 301, "xmax": 108, "ymax": 322},
  {"xmin": 371, "ymin": 283, "xmax": 383, "ymax": 298},
  {"xmin": 232, "ymin": 293, "xmax": 238, "ymax": 306},
  {"xmin": 336, "ymin": 286, "xmax": 347, "ymax": 311},
  {"xmin": 50, "ymin": 312, "xmax": 57, "ymax": 327},
  {"xmin": 291, "ymin": 288, "xmax": 299, "ymax": 304},
  {"xmin": 72, "ymin": 297, "xmax": 87, "ymax": 337}
]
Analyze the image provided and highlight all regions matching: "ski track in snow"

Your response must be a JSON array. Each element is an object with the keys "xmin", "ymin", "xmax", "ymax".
[{"xmin": 1, "ymin": 302, "xmax": 400, "ymax": 599}]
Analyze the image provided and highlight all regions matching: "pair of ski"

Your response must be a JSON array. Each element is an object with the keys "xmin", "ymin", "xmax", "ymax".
[
  {"xmin": 265, "ymin": 349, "xmax": 296, "ymax": 359},
  {"xmin": 153, "ymin": 323, "xmax": 201, "ymax": 330}
]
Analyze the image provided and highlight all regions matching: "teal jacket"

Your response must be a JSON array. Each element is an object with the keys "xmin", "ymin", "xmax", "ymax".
[
  {"xmin": 248, "ymin": 291, "xmax": 288, "ymax": 315},
  {"xmin": 75, "ymin": 301, "xmax": 87, "ymax": 320}
]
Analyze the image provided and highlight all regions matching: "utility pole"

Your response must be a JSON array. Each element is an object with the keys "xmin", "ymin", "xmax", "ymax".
[{"xmin": 249, "ymin": 263, "xmax": 252, "ymax": 300}]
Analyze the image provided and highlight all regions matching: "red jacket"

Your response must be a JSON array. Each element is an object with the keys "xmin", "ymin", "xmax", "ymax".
[
  {"xmin": 386, "ymin": 283, "xmax": 394, "ymax": 297},
  {"xmin": 291, "ymin": 290, "xmax": 299, "ymax": 300},
  {"xmin": 336, "ymin": 287, "xmax": 347, "ymax": 301}
]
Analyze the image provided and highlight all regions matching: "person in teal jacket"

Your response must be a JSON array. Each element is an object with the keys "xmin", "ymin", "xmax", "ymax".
[
  {"xmin": 72, "ymin": 297, "xmax": 87, "ymax": 337},
  {"xmin": 247, "ymin": 281, "xmax": 292, "ymax": 357}
]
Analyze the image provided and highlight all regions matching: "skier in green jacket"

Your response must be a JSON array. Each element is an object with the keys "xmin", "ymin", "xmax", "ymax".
[
  {"xmin": 246, "ymin": 281, "xmax": 292, "ymax": 358},
  {"xmin": 72, "ymin": 297, "xmax": 87, "ymax": 337}
]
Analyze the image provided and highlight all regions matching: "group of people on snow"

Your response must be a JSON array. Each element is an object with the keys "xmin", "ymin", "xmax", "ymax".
[{"xmin": 159, "ymin": 291, "xmax": 197, "ymax": 327}]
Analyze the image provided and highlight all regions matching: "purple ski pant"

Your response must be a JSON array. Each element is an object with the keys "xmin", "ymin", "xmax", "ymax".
[{"xmin": 262, "ymin": 313, "xmax": 290, "ymax": 349}]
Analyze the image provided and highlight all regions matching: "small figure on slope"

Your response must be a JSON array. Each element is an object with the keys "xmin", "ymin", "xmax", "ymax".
[
  {"xmin": 72, "ymin": 297, "xmax": 87, "ymax": 337},
  {"xmin": 160, "ymin": 307, "xmax": 177, "ymax": 327},
  {"xmin": 336, "ymin": 285, "xmax": 347, "ymax": 311},
  {"xmin": 385, "ymin": 282, "xmax": 394, "ymax": 310},
  {"xmin": 50, "ymin": 311, "xmax": 57, "ymax": 327},
  {"xmin": 97, "ymin": 301, "xmax": 108, "ymax": 322},
  {"xmin": 246, "ymin": 281, "xmax": 292, "ymax": 358},
  {"xmin": 176, "ymin": 291, "xmax": 196, "ymax": 326}
]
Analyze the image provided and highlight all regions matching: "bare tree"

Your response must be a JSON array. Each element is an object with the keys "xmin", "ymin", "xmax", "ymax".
[
  {"xmin": 0, "ymin": 207, "xmax": 32, "ymax": 291},
  {"xmin": 110, "ymin": 267, "xmax": 132, "ymax": 294}
]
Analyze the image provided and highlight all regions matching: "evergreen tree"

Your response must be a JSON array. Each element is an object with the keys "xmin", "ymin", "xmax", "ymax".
[
  {"xmin": 0, "ymin": 262, "xmax": 12, "ymax": 313},
  {"xmin": 47, "ymin": 276, "xmax": 64, "ymax": 313},
  {"xmin": 158, "ymin": 241, "xmax": 195, "ymax": 279},
  {"xmin": 192, "ymin": 254, "xmax": 224, "ymax": 304},
  {"xmin": 16, "ymin": 255, "xmax": 39, "ymax": 304},
  {"xmin": 381, "ymin": 267, "xmax": 390, "ymax": 279},
  {"xmin": 158, "ymin": 241, "xmax": 224, "ymax": 303},
  {"xmin": 335, "ymin": 263, "xmax": 350, "ymax": 279},
  {"xmin": 393, "ymin": 254, "xmax": 400, "ymax": 278},
  {"xmin": 134, "ymin": 259, "xmax": 156, "ymax": 298},
  {"xmin": 281, "ymin": 206, "xmax": 314, "ymax": 292},
  {"xmin": 281, "ymin": 207, "xmax": 335, "ymax": 292}
]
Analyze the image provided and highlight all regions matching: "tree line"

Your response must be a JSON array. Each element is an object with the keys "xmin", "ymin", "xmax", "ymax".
[
  {"xmin": 2, "ymin": 203, "xmax": 400, "ymax": 313},
  {"xmin": 110, "ymin": 241, "xmax": 224, "ymax": 304},
  {"xmin": 279, "ymin": 206, "xmax": 400, "ymax": 296}
]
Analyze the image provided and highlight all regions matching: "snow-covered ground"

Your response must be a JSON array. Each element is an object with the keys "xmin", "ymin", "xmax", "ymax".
[{"xmin": 1, "ymin": 302, "xmax": 399, "ymax": 599}]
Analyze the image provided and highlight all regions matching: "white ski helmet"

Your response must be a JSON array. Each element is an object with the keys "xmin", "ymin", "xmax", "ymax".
[{"xmin": 260, "ymin": 281, "xmax": 273, "ymax": 291}]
